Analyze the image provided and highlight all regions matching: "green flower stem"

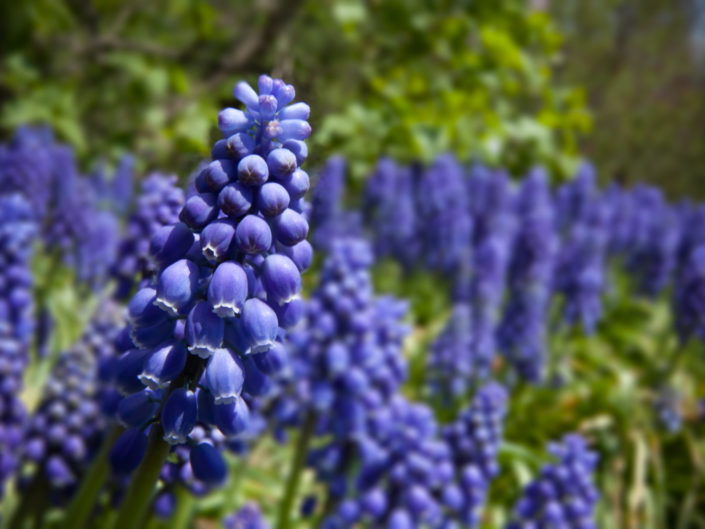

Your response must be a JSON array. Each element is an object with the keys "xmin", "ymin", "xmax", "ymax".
[
  {"xmin": 169, "ymin": 486, "xmax": 195, "ymax": 529},
  {"xmin": 7, "ymin": 472, "xmax": 49, "ymax": 529},
  {"xmin": 110, "ymin": 423, "xmax": 171, "ymax": 529},
  {"xmin": 63, "ymin": 424, "xmax": 123, "ymax": 529},
  {"xmin": 111, "ymin": 353, "xmax": 205, "ymax": 529},
  {"xmin": 275, "ymin": 411, "xmax": 316, "ymax": 529}
]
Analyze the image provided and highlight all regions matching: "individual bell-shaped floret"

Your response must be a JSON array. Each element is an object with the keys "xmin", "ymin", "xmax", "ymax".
[
  {"xmin": 214, "ymin": 394, "xmax": 250, "ymax": 437},
  {"xmin": 272, "ymin": 79, "xmax": 296, "ymax": 107},
  {"xmin": 237, "ymin": 155, "xmax": 269, "ymax": 187},
  {"xmin": 278, "ymin": 102, "xmax": 311, "ymax": 121},
  {"xmin": 258, "ymin": 94, "xmax": 278, "ymax": 121},
  {"xmin": 204, "ymin": 348, "xmax": 244, "ymax": 404},
  {"xmin": 127, "ymin": 288, "xmax": 168, "ymax": 327},
  {"xmin": 155, "ymin": 259, "xmax": 200, "ymax": 316},
  {"xmin": 200, "ymin": 220, "xmax": 237, "ymax": 263},
  {"xmin": 241, "ymin": 356, "xmax": 272, "ymax": 396},
  {"xmin": 272, "ymin": 209, "xmax": 308, "ymax": 246},
  {"xmin": 130, "ymin": 317, "xmax": 177, "ymax": 349},
  {"xmin": 149, "ymin": 223, "xmax": 195, "ymax": 269},
  {"xmin": 265, "ymin": 119, "xmax": 312, "ymax": 142},
  {"xmin": 278, "ymin": 240, "xmax": 313, "ymax": 272},
  {"xmin": 218, "ymin": 107, "xmax": 251, "ymax": 136},
  {"xmin": 117, "ymin": 389, "xmax": 160, "ymax": 428},
  {"xmin": 233, "ymin": 80, "xmax": 260, "ymax": 109},
  {"xmin": 283, "ymin": 139, "xmax": 308, "ymax": 166},
  {"xmin": 252, "ymin": 341, "xmax": 287, "ymax": 375},
  {"xmin": 110, "ymin": 428, "xmax": 148, "ymax": 475},
  {"xmin": 189, "ymin": 442, "xmax": 227, "ymax": 486},
  {"xmin": 207, "ymin": 262, "xmax": 248, "ymax": 318},
  {"xmin": 185, "ymin": 302, "xmax": 225, "ymax": 358},
  {"xmin": 161, "ymin": 388, "xmax": 198, "ymax": 445},
  {"xmin": 226, "ymin": 132, "xmax": 255, "ymax": 159},
  {"xmin": 205, "ymin": 159, "xmax": 235, "ymax": 192},
  {"xmin": 262, "ymin": 254, "xmax": 301, "ymax": 304},
  {"xmin": 273, "ymin": 297, "xmax": 304, "ymax": 329},
  {"xmin": 179, "ymin": 193, "xmax": 219, "ymax": 231},
  {"xmin": 281, "ymin": 168, "xmax": 310, "ymax": 200},
  {"xmin": 257, "ymin": 182, "xmax": 290, "ymax": 217},
  {"xmin": 139, "ymin": 341, "xmax": 188, "ymax": 389},
  {"xmin": 115, "ymin": 349, "xmax": 152, "ymax": 394},
  {"xmin": 235, "ymin": 215, "xmax": 272, "ymax": 254},
  {"xmin": 218, "ymin": 183, "xmax": 253, "ymax": 218},
  {"xmin": 267, "ymin": 149, "xmax": 298, "ymax": 179},
  {"xmin": 241, "ymin": 298, "xmax": 278, "ymax": 354}
]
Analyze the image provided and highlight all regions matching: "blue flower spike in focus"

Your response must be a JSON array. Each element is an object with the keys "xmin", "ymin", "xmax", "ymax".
[{"xmin": 109, "ymin": 75, "xmax": 312, "ymax": 529}]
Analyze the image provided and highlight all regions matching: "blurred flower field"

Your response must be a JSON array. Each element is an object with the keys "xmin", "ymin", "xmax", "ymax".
[{"xmin": 2, "ymin": 2, "xmax": 705, "ymax": 529}]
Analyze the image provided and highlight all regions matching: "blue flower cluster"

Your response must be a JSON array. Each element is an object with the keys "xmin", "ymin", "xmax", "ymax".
[
  {"xmin": 107, "ymin": 155, "xmax": 136, "ymax": 216},
  {"xmin": 363, "ymin": 159, "xmax": 420, "ymax": 269},
  {"xmin": 444, "ymin": 381, "xmax": 508, "ymax": 484},
  {"xmin": 44, "ymin": 146, "xmax": 120, "ymax": 289},
  {"xmin": 0, "ymin": 126, "xmax": 54, "ymax": 215},
  {"xmin": 498, "ymin": 169, "xmax": 559, "ymax": 382},
  {"xmin": 625, "ymin": 186, "xmax": 681, "ymax": 298},
  {"xmin": 111, "ymin": 173, "xmax": 185, "ymax": 299},
  {"xmin": 273, "ymin": 238, "xmax": 408, "ymax": 440},
  {"xmin": 417, "ymin": 154, "xmax": 473, "ymax": 278},
  {"xmin": 153, "ymin": 425, "xmax": 227, "ymax": 517},
  {"xmin": 224, "ymin": 502, "xmax": 269, "ymax": 529},
  {"xmin": 310, "ymin": 157, "xmax": 362, "ymax": 250},
  {"xmin": 0, "ymin": 194, "xmax": 37, "ymax": 497},
  {"xmin": 322, "ymin": 396, "xmax": 455, "ymax": 529},
  {"xmin": 506, "ymin": 434, "xmax": 599, "ymax": 529},
  {"xmin": 672, "ymin": 205, "xmax": 705, "ymax": 344},
  {"xmin": 17, "ymin": 302, "xmax": 123, "ymax": 504},
  {"xmin": 323, "ymin": 382, "xmax": 508, "ymax": 529},
  {"xmin": 110, "ymin": 75, "xmax": 313, "ymax": 487},
  {"xmin": 443, "ymin": 382, "xmax": 508, "ymax": 528},
  {"xmin": 19, "ymin": 343, "xmax": 105, "ymax": 503},
  {"xmin": 604, "ymin": 183, "xmax": 637, "ymax": 258},
  {"xmin": 427, "ymin": 304, "xmax": 474, "ymax": 402},
  {"xmin": 554, "ymin": 164, "xmax": 612, "ymax": 334},
  {"xmin": 466, "ymin": 165, "xmax": 517, "ymax": 376},
  {"xmin": 1, "ymin": 126, "xmax": 129, "ymax": 292},
  {"xmin": 90, "ymin": 154, "xmax": 135, "ymax": 215}
]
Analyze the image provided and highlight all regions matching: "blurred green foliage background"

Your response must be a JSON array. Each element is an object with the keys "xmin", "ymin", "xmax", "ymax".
[
  {"xmin": 2, "ymin": 0, "xmax": 702, "ymax": 193},
  {"xmin": 0, "ymin": 0, "xmax": 576, "ymax": 181}
]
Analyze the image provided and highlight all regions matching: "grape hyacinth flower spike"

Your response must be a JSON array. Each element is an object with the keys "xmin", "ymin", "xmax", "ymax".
[
  {"xmin": 505, "ymin": 434, "xmax": 599, "ymax": 529},
  {"xmin": 109, "ymin": 75, "xmax": 313, "ymax": 529},
  {"xmin": 112, "ymin": 173, "xmax": 185, "ymax": 299},
  {"xmin": 0, "ymin": 194, "xmax": 37, "ymax": 498},
  {"xmin": 498, "ymin": 168, "xmax": 558, "ymax": 383}
]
